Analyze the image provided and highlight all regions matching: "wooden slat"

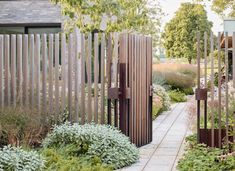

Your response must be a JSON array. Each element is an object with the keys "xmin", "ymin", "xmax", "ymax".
[
  {"xmin": 210, "ymin": 31, "xmax": 215, "ymax": 147},
  {"xmin": 17, "ymin": 34, "xmax": 23, "ymax": 106},
  {"xmin": 204, "ymin": 32, "xmax": 207, "ymax": 88},
  {"xmin": 5, "ymin": 35, "xmax": 10, "ymax": 106},
  {"xmin": 55, "ymin": 34, "xmax": 60, "ymax": 117},
  {"xmin": 0, "ymin": 35, "xmax": 3, "ymax": 107},
  {"xmin": 217, "ymin": 32, "xmax": 222, "ymax": 148},
  {"xmin": 233, "ymin": 32, "xmax": 235, "ymax": 142},
  {"xmin": 35, "ymin": 34, "xmax": 40, "ymax": 111},
  {"xmin": 114, "ymin": 33, "xmax": 119, "ymax": 127},
  {"xmin": 196, "ymin": 32, "xmax": 201, "ymax": 143},
  {"xmin": 74, "ymin": 31, "xmax": 80, "ymax": 122},
  {"xmin": 42, "ymin": 34, "xmax": 47, "ymax": 113},
  {"xmin": 61, "ymin": 33, "xmax": 66, "ymax": 112},
  {"xmin": 149, "ymin": 37, "xmax": 153, "ymax": 142},
  {"xmin": 143, "ymin": 36, "xmax": 147, "ymax": 145},
  {"xmin": 100, "ymin": 33, "xmax": 105, "ymax": 124},
  {"xmin": 94, "ymin": 33, "xmax": 99, "ymax": 123},
  {"xmin": 49, "ymin": 34, "xmax": 54, "ymax": 115},
  {"xmin": 87, "ymin": 33, "xmax": 92, "ymax": 122},
  {"xmin": 80, "ymin": 33, "xmax": 85, "ymax": 124},
  {"xmin": 128, "ymin": 34, "xmax": 133, "ymax": 140},
  {"xmin": 133, "ymin": 35, "xmax": 137, "ymax": 144},
  {"xmin": 11, "ymin": 35, "xmax": 16, "ymax": 107},
  {"xmin": 68, "ymin": 33, "xmax": 73, "ymax": 121},
  {"xmin": 225, "ymin": 32, "xmax": 229, "ymax": 144},
  {"xmin": 233, "ymin": 32, "xmax": 235, "ymax": 88},
  {"xmin": 107, "ymin": 35, "xmax": 112, "ymax": 125},
  {"xmin": 23, "ymin": 35, "xmax": 29, "ymax": 107},
  {"xmin": 29, "ymin": 34, "xmax": 35, "ymax": 107}
]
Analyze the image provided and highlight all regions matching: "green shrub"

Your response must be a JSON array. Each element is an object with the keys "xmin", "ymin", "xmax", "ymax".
[
  {"xmin": 153, "ymin": 85, "xmax": 171, "ymax": 111},
  {"xmin": 168, "ymin": 90, "xmax": 187, "ymax": 102},
  {"xmin": 152, "ymin": 99, "xmax": 163, "ymax": 120},
  {"xmin": 182, "ymin": 87, "xmax": 194, "ymax": 95},
  {"xmin": 0, "ymin": 145, "xmax": 45, "ymax": 171},
  {"xmin": 41, "ymin": 146, "xmax": 112, "ymax": 171},
  {"xmin": 42, "ymin": 123, "xmax": 139, "ymax": 169},
  {"xmin": 177, "ymin": 135, "xmax": 235, "ymax": 171}
]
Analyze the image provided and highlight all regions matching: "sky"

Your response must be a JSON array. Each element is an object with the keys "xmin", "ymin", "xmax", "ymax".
[{"xmin": 159, "ymin": 0, "xmax": 223, "ymax": 33}]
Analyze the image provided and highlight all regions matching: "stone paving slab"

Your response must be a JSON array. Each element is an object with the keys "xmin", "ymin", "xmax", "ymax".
[{"xmin": 119, "ymin": 102, "xmax": 191, "ymax": 171}]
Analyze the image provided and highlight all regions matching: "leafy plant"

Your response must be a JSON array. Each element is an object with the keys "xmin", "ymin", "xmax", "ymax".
[
  {"xmin": 177, "ymin": 134, "xmax": 235, "ymax": 171},
  {"xmin": 0, "ymin": 145, "xmax": 45, "ymax": 171},
  {"xmin": 41, "ymin": 146, "xmax": 112, "ymax": 171},
  {"xmin": 153, "ymin": 85, "xmax": 171, "ymax": 111},
  {"xmin": 152, "ymin": 95, "xmax": 163, "ymax": 120},
  {"xmin": 168, "ymin": 89, "xmax": 187, "ymax": 102},
  {"xmin": 42, "ymin": 123, "xmax": 139, "ymax": 169},
  {"xmin": 182, "ymin": 87, "xmax": 194, "ymax": 95}
]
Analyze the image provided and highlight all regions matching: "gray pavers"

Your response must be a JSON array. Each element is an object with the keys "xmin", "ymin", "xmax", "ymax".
[{"xmin": 119, "ymin": 101, "xmax": 191, "ymax": 171}]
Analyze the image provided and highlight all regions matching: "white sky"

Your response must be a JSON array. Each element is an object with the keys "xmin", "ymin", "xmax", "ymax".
[{"xmin": 159, "ymin": 0, "xmax": 223, "ymax": 33}]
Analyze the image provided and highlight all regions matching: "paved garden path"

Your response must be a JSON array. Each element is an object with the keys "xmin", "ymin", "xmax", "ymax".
[{"xmin": 119, "ymin": 101, "xmax": 191, "ymax": 171}]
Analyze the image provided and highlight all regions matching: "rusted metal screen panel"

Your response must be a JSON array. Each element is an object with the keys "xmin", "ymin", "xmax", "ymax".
[{"xmin": 196, "ymin": 31, "xmax": 235, "ymax": 148}]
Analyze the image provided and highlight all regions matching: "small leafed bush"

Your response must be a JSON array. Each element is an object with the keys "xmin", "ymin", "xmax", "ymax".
[
  {"xmin": 41, "ymin": 146, "xmax": 112, "ymax": 171},
  {"xmin": 152, "ymin": 96, "xmax": 163, "ymax": 120},
  {"xmin": 168, "ymin": 90, "xmax": 187, "ymax": 102},
  {"xmin": 177, "ymin": 134, "xmax": 235, "ymax": 171},
  {"xmin": 42, "ymin": 123, "xmax": 139, "ymax": 169},
  {"xmin": 153, "ymin": 85, "xmax": 171, "ymax": 111},
  {"xmin": 0, "ymin": 145, "xmax": 45, "ymax": 171}
]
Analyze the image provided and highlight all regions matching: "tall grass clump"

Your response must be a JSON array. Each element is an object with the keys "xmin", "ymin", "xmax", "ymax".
[{"xmin": 153, "ymin": 63, "xmax": 197, "ymax": 93}]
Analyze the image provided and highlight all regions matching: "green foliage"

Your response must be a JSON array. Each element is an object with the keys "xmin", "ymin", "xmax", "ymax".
[
  {"xmin": 198, "ymin": 0, "xmax": 235, "ymax": 17},
  {"xmin": 41, "ymin": 146, "xmax": 112, "ymax": 171},
  {"xmin": 168, "ymin": 90, "xmax": 187, "ymax": 102},
  {"xmin": 153, "ymin": 85, "xmax": 171, "ymax": 111},
  {"xmin": 42, "ymin": 123, "xmax": 139, "ymax": 169},
  {"xmin": 0, "ymin": 145, "xmax": 45, "ymax": 171},
  {"xmin": 152, "ymin": 102, "xmax": 163, "ymax": 120},
  {"xmin": 162, "ymin": 3, "xmax": 212, "ymax": 63},
  {"xmin": 177, "ymin": 134, "xmax": 235, "ymax": 171},
  {"xmin": 51, "ymin": 0, "xmax": 163, "ymax": 47},
  {"xmin": 182, "ymin": 87, "xmax": 194, "ymax": 95}
]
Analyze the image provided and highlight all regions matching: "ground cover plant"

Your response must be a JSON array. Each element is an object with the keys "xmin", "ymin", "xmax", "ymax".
[
  {"xmin": 42, "ymin": 123, "xmax": 139, "ymax": 169},
  {"xmin": 177, "ymin": 134, "xmax": 235, "ymax": 171},
  {"xmin": 168, "ymin": 89, "xmax": 187, "ymax": 102}
]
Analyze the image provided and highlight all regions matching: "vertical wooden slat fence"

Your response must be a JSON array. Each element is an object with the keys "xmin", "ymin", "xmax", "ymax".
[
  {"xmin": 196, "ymin": 31, "xmax": 235, "ymax": 148},
  {"xmin": 0, "ymin": 32, "xmax": 153, "ymax": 147}
]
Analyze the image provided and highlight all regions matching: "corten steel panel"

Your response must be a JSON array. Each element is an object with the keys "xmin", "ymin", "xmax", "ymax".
[
  {"xmin": 195, "ymin": 88, "xmax": 208, "ymax": 100},
  {"xmin": 199, "ymin": 129, "xmax": 233, "ymax": 148}
]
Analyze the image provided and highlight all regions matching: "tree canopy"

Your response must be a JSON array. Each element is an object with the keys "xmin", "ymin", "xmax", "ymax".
[
  {"xmin": 162, "ymin": 3, "xmax": 212, "ymax": 63},
  {"xmin": 51, "ymin": 0, "xmax": 163, "ymax": 47},
  {"xmin": 198, "ymin": 0, "xmax": 235, "ymax": 17}
]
